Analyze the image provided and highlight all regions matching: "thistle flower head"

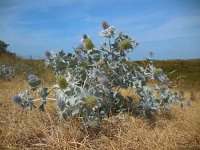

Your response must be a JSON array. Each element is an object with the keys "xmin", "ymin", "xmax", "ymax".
[
  {"xmin": 119, "ymin": 39, "xmax": 132, "ymax": 50},
  {"xmin": 119, "ymin": 32, "xmax": 123, "ymax": 37},
  {"xmin": 99, "ymin": 26, "xmax": 115, "ymax": 38},
  {"xmin": 149, "ymin": 51, "xmax": 154, "ymax": 58},
  {"xmin": 57, "ymin": 76, "xmax": 68, "ymax": 89},
  {"xmin": 93, "ymin": 68, "xmax": 101, "ymax": 76},
  {"xmin": 90, "ymin": 68, "xmax": 102, "ymax": 79},
  {"xmin": 97, "ymin": 76, "xmax": 108, "ymax": 85},
  {"xmin": 87, "ymin": 120, "xmax": 99, "ymax": 128},
  {"xmin": 187, "ymin": 99, "xmax": 191, "ymax": 107},
  {"xmin": 110, "ymin": 29, "xmax": 115, "ymax": 36},
  {"xmin": 57, "ymin": 99, "xmax": 66, "ymax": 110},
  {"xmin": 153, "ymin": 68, "xmax": 162, "ymax": 75},
  {"xmin": 85, "ymin": 96, "xmax": 96, "ymax": 108},
  {"xmin": 28, "ymin": 74, "xmax": 37, "ymax": 81},
  {"xmin": 82, "ymin": 34, "xmax": 88, "ymax": 40},
  {"xmin": 96, "ymin": 60, "xmax": 105, "ymax": 68},
  {"xmin": 84, "ymin": 38, "xmax": 94, "ymax": 50},
  {"xmin": 12, "ymin": 95, "xmax": 22, "ymax": 103},
  {"xmin": 134, "ymin": 81, "xmax": 139, "ymax": 86},
  {"xmin": 45, "ymin": 50, "xmax": 51, "ymax": 58},
  {"xmin": 28, "ymin": 74, "xmax": 41, "ymax": 87},
  {"xmin": 102, "ymin": 21, "xmax": 109, "ymax": 30},
  {"xmin": 39, "ymin": 87, "xmax": 49, "ymax": 99}
]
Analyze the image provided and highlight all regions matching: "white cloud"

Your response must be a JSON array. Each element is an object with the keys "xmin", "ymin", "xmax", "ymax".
[
  {"xmin": 143, "ymin": 15, "xmax": 200, "ymax": 41},
  {"xmin": 113, "ymin": 12, "xmax": 200, "ymax": 42}
]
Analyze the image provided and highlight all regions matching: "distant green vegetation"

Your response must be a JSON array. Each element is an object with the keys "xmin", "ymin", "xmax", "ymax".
[
  {"xmin": 1, "ymin": 52, "xmax": 199, "ymax": 85},
  {"xmin": 127, "ymin": 59, "xmax": 200, "ymax": 86},
  {"xmin": 154, "ymin": 59, "xmax": 200, "ymax": 84},
  {"xmin": 0, "ymin": 53, "xmax": 54, "ymax": 84}
]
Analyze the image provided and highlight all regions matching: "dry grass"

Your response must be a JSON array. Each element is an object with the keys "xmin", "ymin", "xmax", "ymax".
[{"xmin": 0, "ymin": 76, "xmax": 200, "ymax": 150}]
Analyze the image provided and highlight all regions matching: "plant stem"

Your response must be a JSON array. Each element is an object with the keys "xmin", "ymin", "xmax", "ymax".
[
  {"xmin": 32, "ymin": 98, "xmax": 57, "ymax": 102},
  {"xmin": 108, "ymin": 38, "xmax": 111, "ymax": 52}
]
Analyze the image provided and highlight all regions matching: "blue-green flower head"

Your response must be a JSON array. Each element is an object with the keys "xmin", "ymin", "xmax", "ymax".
[
  {"xmin": 57, "ymin": 99, "xmax": 66, "ymax": 111},
  {"xmin": 90, "ymin": 68, "xmax": 101, "ymax": 79},
  {"xmin": 82, "ymin": 34, "xmax": 88, "ymax": 40},
  {"xmin": 102, "ymin": 21, "xmax": 109, "ymax": 30},
  {"xmin": 12, "ymin": 95, "xmax": 22, "ymax": 103},
  {"xmin": 28, "ymin": 74, "xmax": 37, "ymax": 81},
  {"xmin": 93, "ymin": 68, "xmax": 101, "ymax": 76},
  {"xmin": 39, "ymin": 87, "xmax": 49, "ymax": 99},
  {"xmin": 97, "ymin": 76, "xmax": 108, "ymax": 85},
  {"xmin": 45, "ymin": 50, "xmax": 51, "ymax": 58},
  {"xmin": 28, "ymin": 74, "xmax": 41, "ymax": 87}
]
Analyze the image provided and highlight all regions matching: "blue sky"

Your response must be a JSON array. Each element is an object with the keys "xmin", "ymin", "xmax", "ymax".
[{"xmin": 0, "ymin": 0, "xmax": 200, "ymax": 60}]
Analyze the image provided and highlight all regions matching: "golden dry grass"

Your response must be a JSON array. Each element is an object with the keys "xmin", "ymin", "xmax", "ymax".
[{"xmin": 0, "ymin": 76, "xmax": 200, "ymax": 150}]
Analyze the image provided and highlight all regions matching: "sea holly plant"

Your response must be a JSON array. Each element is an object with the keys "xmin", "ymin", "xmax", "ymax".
[
  {"xmin": 12, "ymin": 22, "xmax": 185, "ymax": 128},
  {"xmin": 0, "ymin": 64, "xmax": 15, "ymax": 80}
]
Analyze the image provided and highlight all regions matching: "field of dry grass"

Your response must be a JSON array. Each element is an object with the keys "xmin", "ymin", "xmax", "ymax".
[
  {"xmin": 0, "ymin": 55, "xmax": 200, "ymax": 150},
  {"xmin": 0, "ymin": 76, "xmax": 199, "ymax": 150}
]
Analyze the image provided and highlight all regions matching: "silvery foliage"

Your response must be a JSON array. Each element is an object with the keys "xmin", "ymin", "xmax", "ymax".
[
  {"xmin": 12, "ymin": 22, "xmax": 184, "ymax": 127},
  {"xmin": 0, "ymin": 64, "xmax": 14, "ymax": 80}
]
